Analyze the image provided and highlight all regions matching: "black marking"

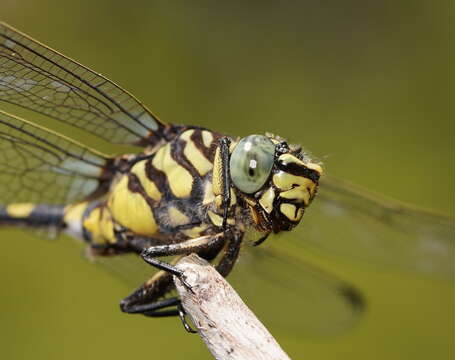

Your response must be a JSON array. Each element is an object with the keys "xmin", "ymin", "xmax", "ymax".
[
  {"xmin": 190, "ymin": 128, "xmax": 218, "ymax": 163},
  {"xmin": 275, "ymin": 141, "xmax": 290, "ymax": 155},
  {"xmin": 127, "ymin": 172, "xmax": 160, "ymax": 213},
  {"xmin": 143, "ymin": 145, "xmax": 208, "ymax": 237},
  {"xmin": 276, "ymin": 159, "xmax": 320, "ymax": 183},
  {"xmin": 338, "ymin": 286, "xmax": 366, "ymax": 312},
  {"xmin": 145, "ymin": 160, "xmax": 170, "ymax": 198},
  {"xmin": 81, "ymin": 201, "xmax": 104, "ymax": 243}
]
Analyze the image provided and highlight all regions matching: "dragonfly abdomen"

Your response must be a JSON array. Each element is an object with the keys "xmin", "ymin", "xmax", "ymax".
[{"xmin": 0, "ymin": 203, "xmax": 65, "ymax": 229}]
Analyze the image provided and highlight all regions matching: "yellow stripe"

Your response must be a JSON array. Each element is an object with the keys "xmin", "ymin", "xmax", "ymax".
[
  {"xmin": 64, "ymin": 202, "xmax": 89, "ymax": 222},
  {"xmin": 5, "ymin": 203, "xmax": 35, "ymax": 218},
  {"xmin": 181, "ymin": 130, "xmax": 213, "ymax": 176},
  {"xmin": 259, "ymin": 188, "xmax": 275, "ymax": 213},
  {"xmin": 180, "ymin": 130, "xmax": 213, "ymax": 176},
  {"xmin": 131, "ymin": 160, "xmax": 162, "ymax": 202},
  {"xmin": 201, "ymin": 130, "xmax": 214, "ymax": 148},
  {"xmin": 152, "ymin": 142, "xmax": 193, "ymax": 198},
  {"xmin": 181, "ymin": 224, "xmax": 208, "ymax": 238},
  {"xmin": 82, "ymin": 207, "xmax": 116, "ymax": 243},
  {"xmin": 168, "ymin": 207, "xmax": 190, "ymax": 226},
  {"xmin": 207, "ymin": 210, "xmax": 234, "ymax": 227},
  {"xmin": 108, "ymin": 175, "xmax": 158, "ymax": 236}
]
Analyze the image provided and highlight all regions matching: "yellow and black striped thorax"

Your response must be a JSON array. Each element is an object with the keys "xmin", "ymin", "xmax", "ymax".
[{"xmin": 74, "ymin": 127, "xmax": 229, "ymax": 243}]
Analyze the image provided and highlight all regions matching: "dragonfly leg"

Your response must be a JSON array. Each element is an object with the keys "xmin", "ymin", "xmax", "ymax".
[
  {"xmin": 214, "ymin": 229, "xmax": 242, "ymax": 277},
  {"xmin": 139, "ymin": 232, "xmax": 227, "ymax": 290},
  {"xmin": 120, "ymin": 270, "xmax": 175, "ymax": 313},
  {"xmin": 140, "ymin": 232, "xmax": 226, "ymax": 257},
  {"xmin": 121, "ymin": 295, "xmax": 196, "ymax": 333},
  {"xmin": 119, "ymin": 229, "xmax": 243, "ymax": 331},
  {"xmin": 120, "ymin": 232, "xmax": 228, "ymax": 316}
]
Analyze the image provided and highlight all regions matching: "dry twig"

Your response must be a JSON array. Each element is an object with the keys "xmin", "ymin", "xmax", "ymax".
[{"xmin": 174, "ymin": 254, "xmax": 292, "ymax": 360}]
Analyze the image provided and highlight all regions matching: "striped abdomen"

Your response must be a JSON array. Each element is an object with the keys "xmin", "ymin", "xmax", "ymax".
[{"xmin": 0, "ymin": 203, "xmax": 65, "ymax": 229}]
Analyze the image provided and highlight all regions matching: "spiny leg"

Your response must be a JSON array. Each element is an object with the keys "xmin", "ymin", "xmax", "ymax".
[
  {"xmin": 119, "ymin": 230, "xmax": 243, "ymax": 332},
  {"xmin": 214, "ymin": 230, "xmax": 242, "ymax": 277},
  {"xmin": 140, "ymin": 232, "xmax": 227, "ymax": 289},
  {"xmin": 141, "ymin": 232, "xmax": 225, "ymax": 257},
  {"xmin": 120, "ymin": 233, "xmax": 227, "ymax": 316}
]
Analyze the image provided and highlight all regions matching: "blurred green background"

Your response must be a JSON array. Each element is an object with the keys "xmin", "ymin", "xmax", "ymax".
[{"xmin": 1, "ymin": 1, "xmax": 455, "ymax": 359}]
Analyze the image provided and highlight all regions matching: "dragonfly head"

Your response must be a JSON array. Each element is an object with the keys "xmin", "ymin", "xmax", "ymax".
[{"xmin": 229, "ymin": 134, "xmax": 322, "ymax": 234}]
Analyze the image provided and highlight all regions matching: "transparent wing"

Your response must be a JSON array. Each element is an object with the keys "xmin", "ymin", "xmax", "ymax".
[
  {"xmin": 0, "ymin": 22, "xmax": 167, "ymax": 146},
  {"xmin": 0, "ymin": 110, "xmax": 112, "ymax": 205},
  {"xmin": 291, "ymin": 176, "xmax": 455, "ymax": 279},
  {"xmin": 229, "ymin": 244, "xmax": 364, "ymax": 337}
]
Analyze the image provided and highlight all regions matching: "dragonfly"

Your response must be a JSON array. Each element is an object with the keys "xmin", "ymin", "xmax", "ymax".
[{"xmin": 1, "ymin": 22, "xmax": 454, "ymax": 337}]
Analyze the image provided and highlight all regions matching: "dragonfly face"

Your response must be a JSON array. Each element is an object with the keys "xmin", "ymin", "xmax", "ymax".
[
  {"xmin": 0, "ymin": 21, "xmax": 454, "ymax": 337},
  {"xmin": 229, "ymin": 134, "xmax": 323, "ymax": 234}
]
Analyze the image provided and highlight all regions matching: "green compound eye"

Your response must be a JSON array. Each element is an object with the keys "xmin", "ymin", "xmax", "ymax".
[{"xmin": 230, "ymin": 135, "xmax": 276, "ymax": 194}]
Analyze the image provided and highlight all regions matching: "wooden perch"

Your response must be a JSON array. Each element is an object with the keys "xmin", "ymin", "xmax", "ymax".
[{"xmin": 173, "ymin": 254, "xmax": 292, "ymax": 360}]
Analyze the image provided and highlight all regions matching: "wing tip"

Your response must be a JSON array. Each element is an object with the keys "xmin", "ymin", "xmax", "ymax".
[{"xmin": 338, "ymin": 285, "xmax": 366, "ymax": 313}]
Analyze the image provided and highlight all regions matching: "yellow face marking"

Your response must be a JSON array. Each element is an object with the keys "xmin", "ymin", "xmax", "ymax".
[
  {"xmin": 207, "ymin": 210, "xmax": 235, "ymax": 227},
  {"xmin": 248, "ymin": 205, "xmax": 259, "ymax": 225},
  {"xmin": 201, "ymin": 130, "xmax": 214, "ymax": 148},
  {"xmin": 168, "ymin": 207, "xmax": 190, "ymax": 226},
  {"xmin": 280, "ymin": 203, "xmax": 304, "ymax": 222},
  {"xmin": 131, "ymin": 160, "xmax": 162, "ymax": 202},
  {"xmin": 108, "ymin": 175, "xmax": 158, "ymax": 236},
  {"xmin": 180, "ymin": 130, "xmax": 213, "ymax": 176},
  {"xmin": 273, "ymin": 171, "xmax": 317, "ymax": 204},
  {"xmin": 306, "ymin": 163, "xmax": 323, "ymax": 173},
  {"xmin": 259, "ymin": 188, "xmax": 275, "ymax": 214},
  {"xmin": 6, "ymin": 203, "xmax": 35, "ymax": 218},
  {"xmin": 280, "ymin": 187, "xmax": 311, "ymax": 205},
  {"xmin": 273, "ymin": 171, "xmax": 316, "ymax": 192},
  {"xmin": 152, "ymin": 142, "xmax": 193, "ymax": 198},
  {"xmin": 278, "ymin": 153, "xmax": 323, "ymax": 175}
]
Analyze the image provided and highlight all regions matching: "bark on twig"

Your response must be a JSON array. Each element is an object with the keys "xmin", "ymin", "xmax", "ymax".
[{"xmin": 173, "ymin": 254, "xmax": 292, "ymax": 360}]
